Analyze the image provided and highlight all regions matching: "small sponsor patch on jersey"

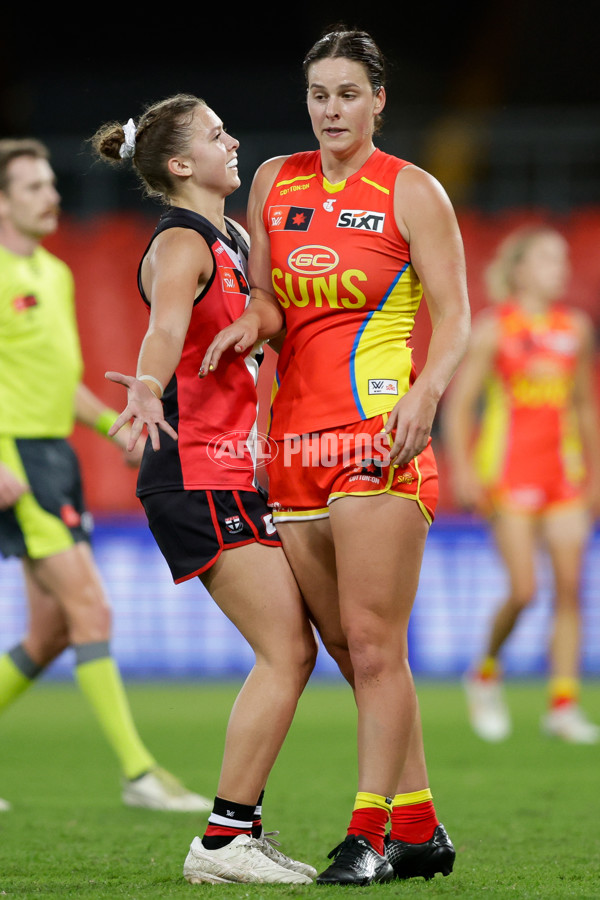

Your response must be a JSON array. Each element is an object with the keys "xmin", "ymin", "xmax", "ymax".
[
  {"xmin": 13, "ymin": 294, "xmax": 38, "ymax": 311},
  {"xmin": 368, "ymin": 379, "xmax": 398, "ymax": 395},
  {"xmin": 219, "ymin": 266, "xmax": 249, "ymax": 295},
  {"xmin": 267, "ymin": 206, "xmax": 314, "ymax": 232},
  {"xmin": 337, "ymin": 209, "xmax": 386, "ymax": 232}
]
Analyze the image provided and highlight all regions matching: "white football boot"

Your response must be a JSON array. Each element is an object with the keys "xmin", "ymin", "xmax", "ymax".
[
  {"xmin": 463, "ymin": 673, "xmax": 511, "ymax": 742},
  {"xmin": 255, "ymin": 829, "xmax": 317, "ymax": 878},
  {"xmin": 122, "ymin": 767, "xmax": 212, "ymax": 811},
  {"xmin": 541, "ymin": 704, "xmax": 600, "ymax": 744},
  {"xmin": 183, "ymin": 834, "xmax": 313, "ymax": 884}
]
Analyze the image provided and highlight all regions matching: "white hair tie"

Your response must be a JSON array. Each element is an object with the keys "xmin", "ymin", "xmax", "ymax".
[{"xmin": 119, "ymin": 118, "xmax": 137, "ymax": 159}]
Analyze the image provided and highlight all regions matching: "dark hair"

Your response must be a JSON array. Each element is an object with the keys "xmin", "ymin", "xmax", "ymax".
[
  {"xmin": 302, "ymin": 25, "xmax": 386, "ymax": 94},
  {"xmin": 90, "ymin": 93, "xmax": 206, "ymax": 202},
  {"xmin": 0, "ymin": 138, "xmax": 50, "ymax": 192}
]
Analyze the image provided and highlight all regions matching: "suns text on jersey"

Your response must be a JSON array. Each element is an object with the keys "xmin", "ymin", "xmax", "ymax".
[{"xmin": 272, "ymin": 268, "xmax": 368, "ymax": 309}]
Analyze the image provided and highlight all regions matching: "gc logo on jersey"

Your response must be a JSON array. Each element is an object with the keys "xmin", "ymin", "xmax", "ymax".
[
  {"xmin": 268, "ymin": 206, "xmax": 314, "ymax": 232},
  {"xmin": 337, "ymin": 209, "xmax": 385, "ymax": 232},
  {"xmin": 287, "ymin": 245, "xmax": 339, "ymax": 275}
]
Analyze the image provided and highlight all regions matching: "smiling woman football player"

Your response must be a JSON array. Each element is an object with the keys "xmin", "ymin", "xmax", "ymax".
[{"xmin": 91, "ymin": 94, "xmax": 318, "ymax": 886}]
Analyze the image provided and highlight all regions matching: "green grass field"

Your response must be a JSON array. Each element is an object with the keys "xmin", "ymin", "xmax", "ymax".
[{"xmin": 0, "ymin": 679, "xmax": 599, "ymax": 898}]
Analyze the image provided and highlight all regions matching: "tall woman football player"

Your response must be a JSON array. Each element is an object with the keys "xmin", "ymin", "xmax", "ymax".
[{"xmin": 201, "ymin": 28, "xmax": 471, "ymax": 885}]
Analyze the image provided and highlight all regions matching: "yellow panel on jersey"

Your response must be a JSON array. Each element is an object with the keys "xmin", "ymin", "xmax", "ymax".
[
  {"xmin": 0, "ymin": 245, "xmax": 82, "ymax": 437},
  {"xmin": 473, "ymin": 374, "xmax": 510, "ymax": 485},
  {"xmin": 351, "ymin": 263, "xmax": 421, "ymax": 421}
]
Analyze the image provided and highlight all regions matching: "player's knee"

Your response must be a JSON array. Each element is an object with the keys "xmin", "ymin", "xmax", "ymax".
[
  {"xmin": 555, "ymin": 583, "xmax": 581, "ymax": 612},
  {"xmin": 346, "ymin": 627, "xmax": 402, "ymax": 679},
  {"xmin": 291, "ymin": 631, "xmax": 319, "ymax": 681},
  {"xmin": 66, "ymin": 589, "xmax": 112, "ymax": 641},
  {"xmin": 510, "ymin": 585, "xmax": 536, "ymax": 611}
]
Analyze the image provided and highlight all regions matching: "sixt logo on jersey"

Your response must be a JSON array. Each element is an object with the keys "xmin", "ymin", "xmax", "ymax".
[
  {"xmin": 337, "ymin": 209, "xmax": 386, "ymax": 232},
  {"xmin": 268, "ymin": 206, "xmax": 314, "ymax": 232}
]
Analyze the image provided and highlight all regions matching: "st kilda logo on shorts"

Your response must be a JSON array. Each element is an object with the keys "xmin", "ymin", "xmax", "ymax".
[{"xmin": 224, "ymin": 516, "xmax": 244, "ymax": 534}]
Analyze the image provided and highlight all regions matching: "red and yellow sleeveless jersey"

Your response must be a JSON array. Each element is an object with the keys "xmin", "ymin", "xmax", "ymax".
[
  {"xmin": 263, "ymin": 148, "xmax": 422, "ymax": 438},
  {"xmin": 135, "ymin": 208, "xmax": 262, "ymax": 495},
  {"xmin": 474, "ymin": 302, "xmax": 585, "ymax": 492}
]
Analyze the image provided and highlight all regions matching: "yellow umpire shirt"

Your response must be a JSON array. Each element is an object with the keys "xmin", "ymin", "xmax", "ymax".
[{"xmin": 0, "ymin": 243, "xmax": 82, "ymax": 438}]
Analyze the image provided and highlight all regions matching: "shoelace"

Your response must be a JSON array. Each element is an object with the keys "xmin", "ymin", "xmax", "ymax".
[
  {"xmin": 152, "ymin": 768, "xmax": 187, "ymax": 796},
  {"xmin": 260, "ymin": 831, "xmax": 283, "ymax": 849},
  {"xmin": 327, "ymin": 835, "xmax": 367, "ymax": 862}
]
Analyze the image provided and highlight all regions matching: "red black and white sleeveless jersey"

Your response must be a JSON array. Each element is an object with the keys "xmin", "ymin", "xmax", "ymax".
[{"xmin": 135, "ymin": 207, "xmax": 263, "ymax": 496}]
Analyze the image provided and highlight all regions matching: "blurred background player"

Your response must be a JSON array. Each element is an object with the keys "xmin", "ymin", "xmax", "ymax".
[
  {"xmin": 91, "ymin": 94, "xmax": 317, "ymax": 884},
  {"xmin": 444, "ymin": 224, "xmax": 600, "ymax": 744},
  {"xmin": 200, "ymin": 27, "xmax": 470, "ymax": 885},
  {"xmin": 0, "ymin": 137, "xmax": 211, "ymax": 810}
]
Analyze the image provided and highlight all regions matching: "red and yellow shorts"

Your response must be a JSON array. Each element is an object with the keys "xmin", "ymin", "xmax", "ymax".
[
  {"xmin": 267, "ymin": 416, "xmax": 438, "ymax": 524},
  {"xmin": 487, "ymin": 471, "xmax": 584, "ymax": 516}
]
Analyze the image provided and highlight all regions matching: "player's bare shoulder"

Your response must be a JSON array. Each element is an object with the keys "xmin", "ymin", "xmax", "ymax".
[
  {"xmin": 252, "ymin": 155, "xmax": 290, "ymax": 194},
  {"xmin": 393, "ymin": 163, "xmax": 460, "ymax": 243}
]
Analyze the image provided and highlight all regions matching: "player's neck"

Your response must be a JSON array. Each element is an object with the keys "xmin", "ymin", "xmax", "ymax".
[
  {"xmin": 516, "ymin": 292, "xmax": 554, "ymax": 315},
  {"xmin": 171, "ymin": 188, "xmax": 227, "ymax": 236},
  {"xmin": 319, "ymin": 142, "xmax": 376, "ymax": 186},
  {"xmin": 0, "ymin": 224, "xmax": 39, "ymax": 257}
]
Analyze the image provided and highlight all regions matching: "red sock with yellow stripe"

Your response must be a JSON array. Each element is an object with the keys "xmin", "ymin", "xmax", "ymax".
[
  {"xmin": 347, "ymin": 792, "xmax": 392, "ymax": 855},
  {"xmin": 390, "ymin": 789, "xmax": 439, "ymax": 844}
]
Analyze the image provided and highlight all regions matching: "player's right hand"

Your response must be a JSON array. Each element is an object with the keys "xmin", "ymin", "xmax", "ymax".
[
  {"xmin": 199, "ymin": 316, "xmax": 260, "ymax": 376},
  {"xmin": 105, "ymin": 371, "xmax": 178, "ymax": 452}
]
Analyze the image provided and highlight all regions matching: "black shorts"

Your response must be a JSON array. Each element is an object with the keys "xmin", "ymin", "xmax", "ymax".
[
  {"xmin": 140, "ymin": 488, "xmax": 282, "ymax": 583},
  {"xmin": 0, "ymin": 437, "xmax": 92, "ymax": 560}
]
